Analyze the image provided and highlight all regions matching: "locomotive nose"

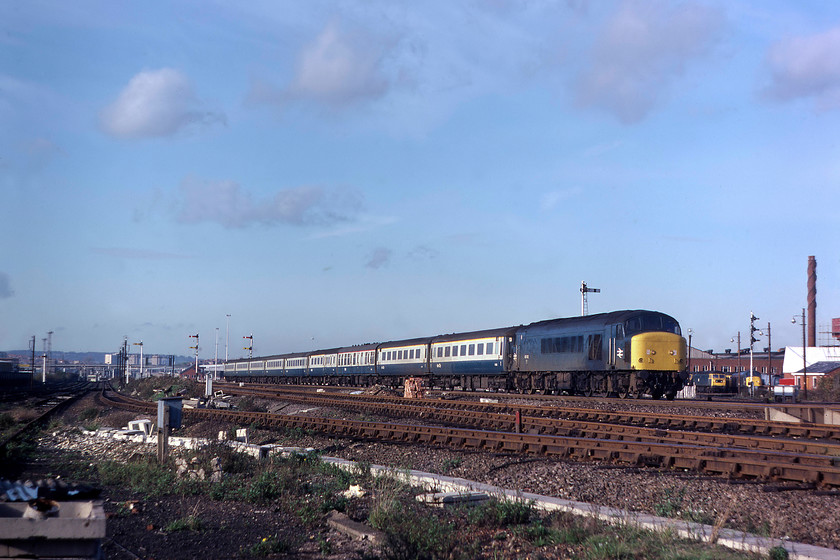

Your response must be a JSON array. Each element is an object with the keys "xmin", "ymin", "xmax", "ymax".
[{"xmin": 630, "ymin": 332, "xmax": 686, "ymax": 371}]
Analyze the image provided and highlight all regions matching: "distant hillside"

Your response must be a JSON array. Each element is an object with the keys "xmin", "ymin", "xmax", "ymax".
[{"xmin": 2, "ymin": 350, "xmax": 193, "ymax": 364}]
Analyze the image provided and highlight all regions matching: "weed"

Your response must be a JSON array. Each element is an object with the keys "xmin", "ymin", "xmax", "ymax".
[
  {"xmin": 371, "ymin": 505, "xmax": 455, "ymax": 560},
  {"xmin": 242, "ymin": 470, "xmax": 291, "ymax": 504},
  {"xmin": 582, "ymin": 533, "xmax": 635, "ymax": 560},
  {"xmin": 237, "ymin": 396, "xmax": 267, "ymax": 413},
  {"xmin": 96, "ymin": 457, "xmax": 178, "ymax": 497},
  {"xmin": 0, "ymin": 412, "xmax": 15, "ymax": 431},
  {"xmin": 768, "ymin": 546, "xmax": 789, "ymax": 560},
  {"xmin": 78, "ymin": 407, "xmax": 100, "ymax": 423},
  {"xmin": 164, "ymin": 515, "xmax": 204, "ymax": 532},
  {"xmin": 654, "ymin": 486, "xmax": 687, "ymax": 518},
  {"xmin": 744, "ymin": 515, "xmax": 772, "ymax": 537},
  {"xmin": 440, "ymin": 456, "xmax": 463, "ymax": 474},
  {"xmin": 244, "ymin": 534, "xmax": 292, "ymax": 557},
  {"xmin": 468, "ymin": 496, "xmax": 534, "ymax": 527}
]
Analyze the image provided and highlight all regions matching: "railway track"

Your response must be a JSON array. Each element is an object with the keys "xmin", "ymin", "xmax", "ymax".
[
  {"xmin": 219, "ymin": 384, "xmax": 840, "ymax": 443},
  {"xmin": 99, "ymin": 389, "xmax": 840, "ymax": 487},
  {"xmin": 0, "ymin": 382, "xmax": 95, "ymax": 451}
]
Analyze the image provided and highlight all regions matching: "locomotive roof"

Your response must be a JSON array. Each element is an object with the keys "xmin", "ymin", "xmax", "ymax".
[{"xmin": 522, "ymin": 310, "xmax": 677, "ymax": 330}]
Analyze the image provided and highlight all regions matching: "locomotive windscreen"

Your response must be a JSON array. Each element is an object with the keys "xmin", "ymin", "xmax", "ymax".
[{"xmin": 623, "ymin": 313, "xmax": 681, "ymax": 336}]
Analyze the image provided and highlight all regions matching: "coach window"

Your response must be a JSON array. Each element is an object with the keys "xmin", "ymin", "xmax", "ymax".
[
  {"xmin": 460, "ymin": 345, "xmax": 467, "ymax": 355},
  {"xmin": 486, "ymin": 342, "xmax": 494, "ymax": 355},
  {"xmin": 477, "ymin": 344, "xmax": 484, "ymax": 355},
  {"xmin": 468, "ymin": 344, "xmax": 475, "ymax": 356},
  {"xmin": 445, "ymin": 346, "xmax": 451, "ymax": 357}
]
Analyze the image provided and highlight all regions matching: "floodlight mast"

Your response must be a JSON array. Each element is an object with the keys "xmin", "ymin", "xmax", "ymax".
[{"xmin": 580, "ymin": 281, "xmax": 600, "ymax": 316}]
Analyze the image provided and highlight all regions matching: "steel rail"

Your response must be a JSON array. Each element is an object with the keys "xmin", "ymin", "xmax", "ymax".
[
  {"xmin": 0, "ymin": 383, "xmax": 94, "ymax": 450},
  {"xmin": 219, "ymin": 384, "xmax": 840, "ymax": 443},
  {"xmin": 221, "ymin": 386, "xmax": 840, "ymax": 457},
  {"xmin": 99, "ymin": 390, "xmax": 840, "ymax": 487}
]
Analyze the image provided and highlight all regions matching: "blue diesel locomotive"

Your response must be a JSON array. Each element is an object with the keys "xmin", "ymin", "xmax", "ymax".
[{"xmin": 223, "ymin": 309, "xmax": 688, "ymax": 399}]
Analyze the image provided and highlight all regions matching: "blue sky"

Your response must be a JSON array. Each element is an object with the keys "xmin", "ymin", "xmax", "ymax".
[{"xmin": 1, "ymin": 1, "xmax": 838, "ymax": 360}]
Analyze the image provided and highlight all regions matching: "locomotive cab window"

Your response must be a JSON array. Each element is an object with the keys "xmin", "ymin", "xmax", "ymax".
[{"xmin": 624, "ymin": 313, "xmax": 681, "ymax": 336}]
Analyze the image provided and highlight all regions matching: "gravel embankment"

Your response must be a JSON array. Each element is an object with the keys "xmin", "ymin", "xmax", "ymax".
[{"xmin": 39, "ymin": 406, "xmax": 840, "ymax": 552}]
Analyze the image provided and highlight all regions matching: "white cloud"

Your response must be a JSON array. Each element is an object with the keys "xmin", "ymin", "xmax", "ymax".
[
  {"xmin": 573, "ymin": 1, "xmax": 723, "ymax": 124},
  {"xmin": 291, "ymin": 21, "xmax": 390, "ymax": 105},
  {"xmin": 100, "ymin": 68, "xmax": 225, "ymax": 138},
  {"xmin": 249, "ymin": 20, "xmax": 394, "ymax": 111},
  {"xmin": 176, "ymin": 178, "xmax": 363, "ymax": 229},
  {"xmin": 762, "ymin": 26, "xmax": 840, "ymax": 111}
]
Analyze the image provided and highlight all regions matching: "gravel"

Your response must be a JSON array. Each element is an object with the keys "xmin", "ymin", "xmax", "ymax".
[
  {"xmin": 13, "ymin": 389, "xmax": 838, "ymax": 555},
  {"xmin": 36, "ymin": 401, "xmax": 840, "ymax": 552}
]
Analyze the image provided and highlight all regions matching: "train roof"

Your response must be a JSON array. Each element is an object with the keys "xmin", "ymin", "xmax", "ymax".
[
  {"xmin": 521, "ymin": 310, "xmax": 678, "ymax": 330},
  {"xmin": 430, "ymin": 326, "xmax": 519, "ymax": 343}
]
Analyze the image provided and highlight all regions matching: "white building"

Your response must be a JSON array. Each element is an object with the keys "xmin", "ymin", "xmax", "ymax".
[{"xmin": 782, "ymin": 346, "xmax": 840, "ymax": 390}]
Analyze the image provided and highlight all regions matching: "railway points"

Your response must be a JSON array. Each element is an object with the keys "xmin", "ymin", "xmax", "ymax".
[
  {"xmin": 5, "ymin": 376, "xmax": 839, "ymax": 555},
  {"xmin": 98, "ymin": 387, "xmax": 840, "ymax": 487}
]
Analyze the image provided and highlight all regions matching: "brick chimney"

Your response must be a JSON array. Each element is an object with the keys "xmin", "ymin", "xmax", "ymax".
[{"xmin": 808, "ymin": 256, "xmax": 817, "ymax": 347}]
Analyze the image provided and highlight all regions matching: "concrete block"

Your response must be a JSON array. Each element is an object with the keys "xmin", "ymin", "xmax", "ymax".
[
  {"xmin": 326, "ymin": 511, "xmax": 383, "ymax": 544},
  {"xmin": 0, "ymin": 501, "xmax": 105, "ymax": 539},
  {"xmin": 416, "ymin": 491, "xmax": 489, "ymax": 507}
]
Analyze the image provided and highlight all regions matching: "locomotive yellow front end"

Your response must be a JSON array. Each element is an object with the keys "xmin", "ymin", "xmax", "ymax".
[
  {"xmin": 630, "ymin": 331, "xmax": 687, "ymax": 371},
  {"xmin": 629, "ymin": 331, "xmax": 687, "ymax": 399}
]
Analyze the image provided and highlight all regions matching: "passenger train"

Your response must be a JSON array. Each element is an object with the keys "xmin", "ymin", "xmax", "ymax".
[{"xmin": 224, "ymin": 310, "xmax": 689, "ymax": 399}]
